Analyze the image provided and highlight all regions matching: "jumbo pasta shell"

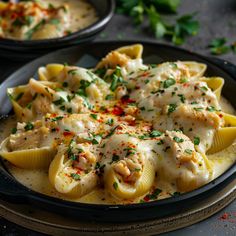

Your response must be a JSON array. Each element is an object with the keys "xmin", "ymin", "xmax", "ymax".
[
  {"xmin": 105, "ymin": 159, "xmax": 155, "ymax": 199},
  {"xmin": 200, "ymin": 77, "xmax": 224, "ymax": 100},
  {"xmin": 221, "ymin": 112, "xmax": 236, "ymax": 127},
  {"xmin": 116, "ymin": 44, "xmax": 143, "ymax": 59},
  {"xmin": 182, "ymin": 61, "xmax": 207, "ymax": 79},
  {"xmin": 176, "ymin": 153, "xmax": 212, "ymax": 192},
  {"xmin": 207, "ymin": 127, "xmax": 236, "ymax": 154},
  {"xmin": 0, "ymin": 138, "xmax": 56, "ymax": 169},
  {"xmin": 38, "ymin": 64, "xmax": 64, "ymax": 81},
  {"xmin": 49, "ymin": 152, "xmax": 98, "ymax": 198}
]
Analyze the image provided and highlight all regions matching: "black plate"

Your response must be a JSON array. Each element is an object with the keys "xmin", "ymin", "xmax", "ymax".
[
  {"xmin": 0, "ymin": 41, "xmax": 235, "ymax": 222},
  {"xmin": 0, "ymin": 0, "xmax": 115, "ymax": 60}
]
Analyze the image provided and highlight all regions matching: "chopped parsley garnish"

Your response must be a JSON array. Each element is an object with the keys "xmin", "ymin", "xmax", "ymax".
[
  {"xmin": 51, "ymin": 116, "xmax": 64, "ymax": 122},
  {"xmin": 59, "ymin": 105, "xmax": 65, "ymax": 111},
  {"xmin": 171, "ymin": 62, "xmax": 178, "ymax": 69},
  {"xmin": 109, "ymin": 66, "xmax": 126, "ymax": 91},
  {"xmin": 82, "ymin": 96, "xmax": 93, "ymax": 110},
  {"xmin": 184, "ymin": 149, "xmax": 193, "ymax": 154},
  {"xmin": 178, "ymin": 94, "xmax": 186, "ymax": 103},
  {"xmin": 124, "ymin": 147, "xmax": 137, "ymax": 156},
  {"xmin": 94, "ymin": 68, "xmax": 107, "ymax": 78},
  {"xmin": 90, "ymin": 114, "xmax": 98, "ymax": 120},
  {"xmin": 86, "ymin": 133, "xmax": 102, "ymax": 145},
  {"xmin": 50, "ymin": 18, "xmax": 60, "ymax": 25},
  {"xmin": 95, "ymin": 162, "xmax": 101, "ymax": 169},
  {"xmin": 76, "ymin": 80, "xmax": 92, "ymax": 97},
  {"xmin": 67, "ymin": 95, "xmax": 72, "ymax": 102},
  {"xmin": 26, "ymin": 102, "xmax": 32, "ymax": 109},
  {"xmin": 207, "ymin": 106, "xmax": 217, "ymax": 112},
  {"xmin": 157, "ymin": 140, "xmax": 164, "ymax": 145},
  {"xmin": 138, "ymin": 134, "xmax": 149, "ymax": 140},
  {"xmin": 11, "ymin": 127, "xmax": 17, "ymax": 134},
  {"xmin": 173, "ymin": 136, "xmax": 184, "ymax": 143},
  {"xmin": 168, "ymin": 104, "xmax": 177, "ymax": 114},
  {"xmin": 15, "ymin": 92, "xmax": 24, "ymax": 101},
  {"xmin": 172, "ymin": 191, "xmax": 181, "ymax": 197},
  {"xmin": 25, "ymin": 19, "xmax": 45, "ymax": 39},
  {"xmin": 193, "ymin": 107, "xmax": 203, "ymax": 111},
  {"xmin": 62, "ymin": 82, "xmax": 68, "ymax": 87},
  {"xmin": 110, "ymin": 154, "xmax": 120, "ymax": 164},
  {"xmin": 150, "ymin": 130, "xmax": 163, "ymax": 137},
  {"xmin": 53, "ymin": 97, "xmax": 65, "ymax": 106},
  {"xmin": 105, "ymin": 94, "xmax": 114, "ymax": 100},
  {"xmin": 106, "ymin": 118, "xmax": 114, "ymax": 125},
  {"xmin": 71, "ymin": 173, "xmax": 81, "ymax": 181},
  {"xmin": 180, "ymin": 77, "xmax": 188, "ymax": 83},
  {"xmin": 144, "ymin": 188, "xmax": 162, "ymax": 201},
  {"xmin": 24, "ymin": 122, "xmax": 34, "ymax": 131},
  {"xmin": 194, "ymin": 136, "xmax": 200, "ymax": 145},
  {"xmin": 113, "ymin": 181, "xmax": 118, "ymax": 190},
  {"xmin": 68, "ymin": 69, "xmax": 78, "ymax": 75},
  {"xmin": 200, "ymin": 86, "xmax": 208, "ymax": 92},
  {"xmin": 67, "ymin": 139, "xmax": 77, "ymax": 161},
  {"xmin": 104, "ymin": 126, "xmax": 119, "ymax": 138},
  {"xmin": 163, "ymin": 78, "xmax": 176, "ymax": 88},
  {"xmin": 67, "ymin": 108, "xmax": 72, "ymax": 113}
]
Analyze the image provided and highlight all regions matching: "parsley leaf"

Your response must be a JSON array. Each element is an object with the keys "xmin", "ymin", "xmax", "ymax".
[
  {"xmin": 71, "ymin": 173, "xmax": 81, "ymax": 181},
  {"xmin": 171, "ymin": 13, "xmax": 200, "ymax": 45},
  {"xmin": 173, "ymin": 136, "xmax": 184, "ymax": 143},
  {"xmin": 116, "ymin": 1, "xmax": 199, "ymax": 45},
  {"xmin": 24, "ymin": 122, "xmax": 34, "ymax": 131},
  {"xmin": 163, "ymin": 78, "xmax": 176, "ymax": 88},
  {"xmin": 194, "ymin": 136, "xmax": 200, "ymax": 145},
  {"xmin": 208, "ymin": 38, "xmax": 231, "ymax": 55}
]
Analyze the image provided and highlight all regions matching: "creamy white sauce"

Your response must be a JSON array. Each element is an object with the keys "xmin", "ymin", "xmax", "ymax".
[
  {"xmin": 0, "ymin": 96, "xmax": 235, "ymax": 204},
  {"xmin": 43, "ymin": 0, "xmax": 98, "ymax": 32},
  {"xmin": 0, "ymin": 0, "xmax": 98, "ymax": 40}
]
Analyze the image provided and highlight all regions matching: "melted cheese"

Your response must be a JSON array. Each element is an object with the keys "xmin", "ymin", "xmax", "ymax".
[
  {"xmin": 0, "ymin": 46, "xmax": 235, "ymax": 204},
  {"xmin": 0, "ymin": 96, "xmax": 235, "ymax": 204}
]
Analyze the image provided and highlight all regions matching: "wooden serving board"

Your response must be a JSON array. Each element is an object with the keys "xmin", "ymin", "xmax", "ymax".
[{"xmin": 0, "ymin": 178, "xmax": 235, "ymax": 236}]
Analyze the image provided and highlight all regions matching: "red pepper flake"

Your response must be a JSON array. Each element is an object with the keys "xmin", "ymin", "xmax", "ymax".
[
  {"xmin": 144, "ymin": 196, "xmax": 150, "ymax": 202},
  {"xmin": 183, "ymin": 83, "xmax": 190, "ymax": 87},
  {"xmin": 142, "ymin": 71, "xmax": 150, "ymax": 77},
  {"xmin": 127, "ymin": 119, "xmax": 136, "ymax": 126},
  {"xmin": 63, "ymin": 131, "xmax": 74, "ymax": 137},
  {"xmin": 219, "ymin": 212, "xmax": 236, "ymax": 223},
  {"xmin": 10, "ymin": 12, "xmax": 18, "ymax": 20},
  {"xmin": 121, "ymin": 96, "xmax": 136, "ymax": 104},
  {"xmin": 112, "ymin": 106, "xmax": 124, "ymax": 116},
  {"xmin": 220, "ymin": 213, "xmax": 229, "ymax": 220},
  {"xmin": 218, "ymin": 113, "xmax": 223, "ymax": 118}
]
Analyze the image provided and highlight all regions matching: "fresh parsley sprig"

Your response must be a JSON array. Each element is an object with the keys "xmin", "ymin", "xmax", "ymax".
[
  {"xmin": 116, "ymin": 0, "xmax": 200, "ymax": 45},
  {"xmin": 208, "ymin": 38, "xmax": 236, "ymax": 55}
]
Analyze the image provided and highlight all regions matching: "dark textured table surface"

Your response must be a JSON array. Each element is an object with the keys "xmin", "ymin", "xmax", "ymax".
[{"xmin": 0, "ymin": 0, "xmax": 236, "ymax": 235}]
